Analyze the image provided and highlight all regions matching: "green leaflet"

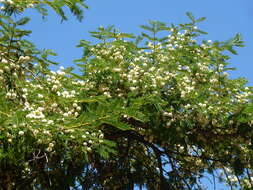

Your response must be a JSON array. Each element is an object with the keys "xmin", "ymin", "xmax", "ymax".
[
  {"xmin": 77, "ymin": 96, "xmax": 107, "ymax": 103},
  {"xmin": 122, "ymin": 109, "xmax": 148, "ymax": 123},
  {"xmin": 102, "ymin": 119, "xmax": 132, "ymax": 131}
]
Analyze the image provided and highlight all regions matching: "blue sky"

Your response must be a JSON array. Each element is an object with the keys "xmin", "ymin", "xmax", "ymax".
[
  {"xmin": 23, "ymin": 0, "xmax": 253, "ymax": 86},
  {"xmin": 22, "ymin": 0, "xmax": 252, "ymax": 189}
]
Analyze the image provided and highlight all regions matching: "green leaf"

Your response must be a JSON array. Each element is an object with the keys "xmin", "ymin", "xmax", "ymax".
[
  {"xmin": 196, "ymin": 17, "xmax": 206, "ymax": 22},
  {"xmin": 186, "ymin": 12, "xmax": 195, "ymax": 23},
  {"xmin": 140, "ymin": 25, "xmax": 154, "ymax": 32},
  {"xmin": 16, "ymin": 17, "xmax": 30, "ymax": 26},
  {"xmin": 103, "ymin": 119, "xmax": 132, "ymax": 131},
  {"xmin": 77, "ymin": 96, "xmax": 107, "ymax": 103},
  {"xmin": 195, "ymin": 29, "xmax": 208, "ymax": 35},
  {"xmin": 122, "ymin": 109, "xmax": 148, "ymax": 123},
  {"xmin": 223, "ymin": 67, "xmax": 236, "ymax": 71}
]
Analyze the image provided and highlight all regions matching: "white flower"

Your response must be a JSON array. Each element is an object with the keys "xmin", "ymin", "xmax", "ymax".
[
  {"xmin": 52, "ymin": 103, "xmax": 58, "ymax": 108},
  {"xmin": 49, "ymin": 143, "xmax": 54, "ymax": 148},
  {"xmin": 163, "ymin": 112, "xmax": 172, "ymax": 117},
  {"xmin": 18, "ymin": 131, "xmax": 24, "ymax": 136},
  {"xmin": 223, "ymin": 72, "xmax": 229, "ymax": 77},
  {"xmin": 46, "ymin": 147, "xmax": 53, "ymax": 152},
  {"xmin": 113, "ymin": 67, "xmax": 121, "ymax": 72},
  {"xmin": 63, "ymin": 112, "xmax": 69, "ymax": 117},
  {"xmin": 19, "ymin": 56, "xmax": 30, "ymax": 62},
  {"xmin": 52, "ymin": 85, "xmax": 58, "ymax": 91},
  {"xmin": 47, "ymin": 120, "xmax": 54, "ymax": 125},
  {"xmin": 87, "ymin": 147, "xmax": 92, "ymax": 152},
  {"xmin": 26, "ymin": 107, "xmax": 45, "ymax": 119},
  {"xmin": 57, "ymin": 70, "xmax": 65, "ymax": 75}
]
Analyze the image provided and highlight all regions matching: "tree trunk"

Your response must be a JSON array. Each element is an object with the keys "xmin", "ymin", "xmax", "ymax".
[{"xmin": 1, "ymin": 171, "xmax": 13, "ymax": 190}]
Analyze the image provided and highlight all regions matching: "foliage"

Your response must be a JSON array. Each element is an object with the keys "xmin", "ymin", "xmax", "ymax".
[
  {"xmin": 0, "ymin": 1, "xmax": 253, "ymax": 190},
  {"xmin": 0, "ymin": 0, "xmax": 88, "ymax": 21}
]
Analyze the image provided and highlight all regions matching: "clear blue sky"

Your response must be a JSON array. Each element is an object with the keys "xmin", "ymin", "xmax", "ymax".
[{"xmin": 22, "ymin": 0, "xmax": 252, "ymax": 189}]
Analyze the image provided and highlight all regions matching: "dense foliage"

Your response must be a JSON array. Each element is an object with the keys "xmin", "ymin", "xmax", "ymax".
[{"xmin": 0, "ymin": 1, "xmax": 253, "ymax": 189}]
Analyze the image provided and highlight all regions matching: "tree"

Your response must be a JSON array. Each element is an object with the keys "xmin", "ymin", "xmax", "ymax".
[{"xmin": 0, "ymin": 1, "xmax": 253, "ymax": 189}]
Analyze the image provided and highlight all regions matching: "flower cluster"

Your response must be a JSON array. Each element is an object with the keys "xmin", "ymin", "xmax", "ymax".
[{"xmin": 0, "ymin": 0, "xmax": 34, "ymax": 11}]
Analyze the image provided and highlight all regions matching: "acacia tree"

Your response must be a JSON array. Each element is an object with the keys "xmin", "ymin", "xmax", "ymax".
[{"xmin": 0, "ymin": 1, "xmax": 253, "ymax": 189}]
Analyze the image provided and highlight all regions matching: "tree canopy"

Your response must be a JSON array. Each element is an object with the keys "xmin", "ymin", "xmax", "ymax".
[{"xmin": 0, "ymin": 1, "xmax": 253, "ymax": 190}]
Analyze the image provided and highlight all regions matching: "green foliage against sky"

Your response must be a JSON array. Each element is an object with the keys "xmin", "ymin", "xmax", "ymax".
[
  {"xmin": 0, "ymin": 0, "xmax": 88, "ymax": 21},
  {"xmin": 0, "ymin": 1, "xmax": 253, "ymax": 189}
]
